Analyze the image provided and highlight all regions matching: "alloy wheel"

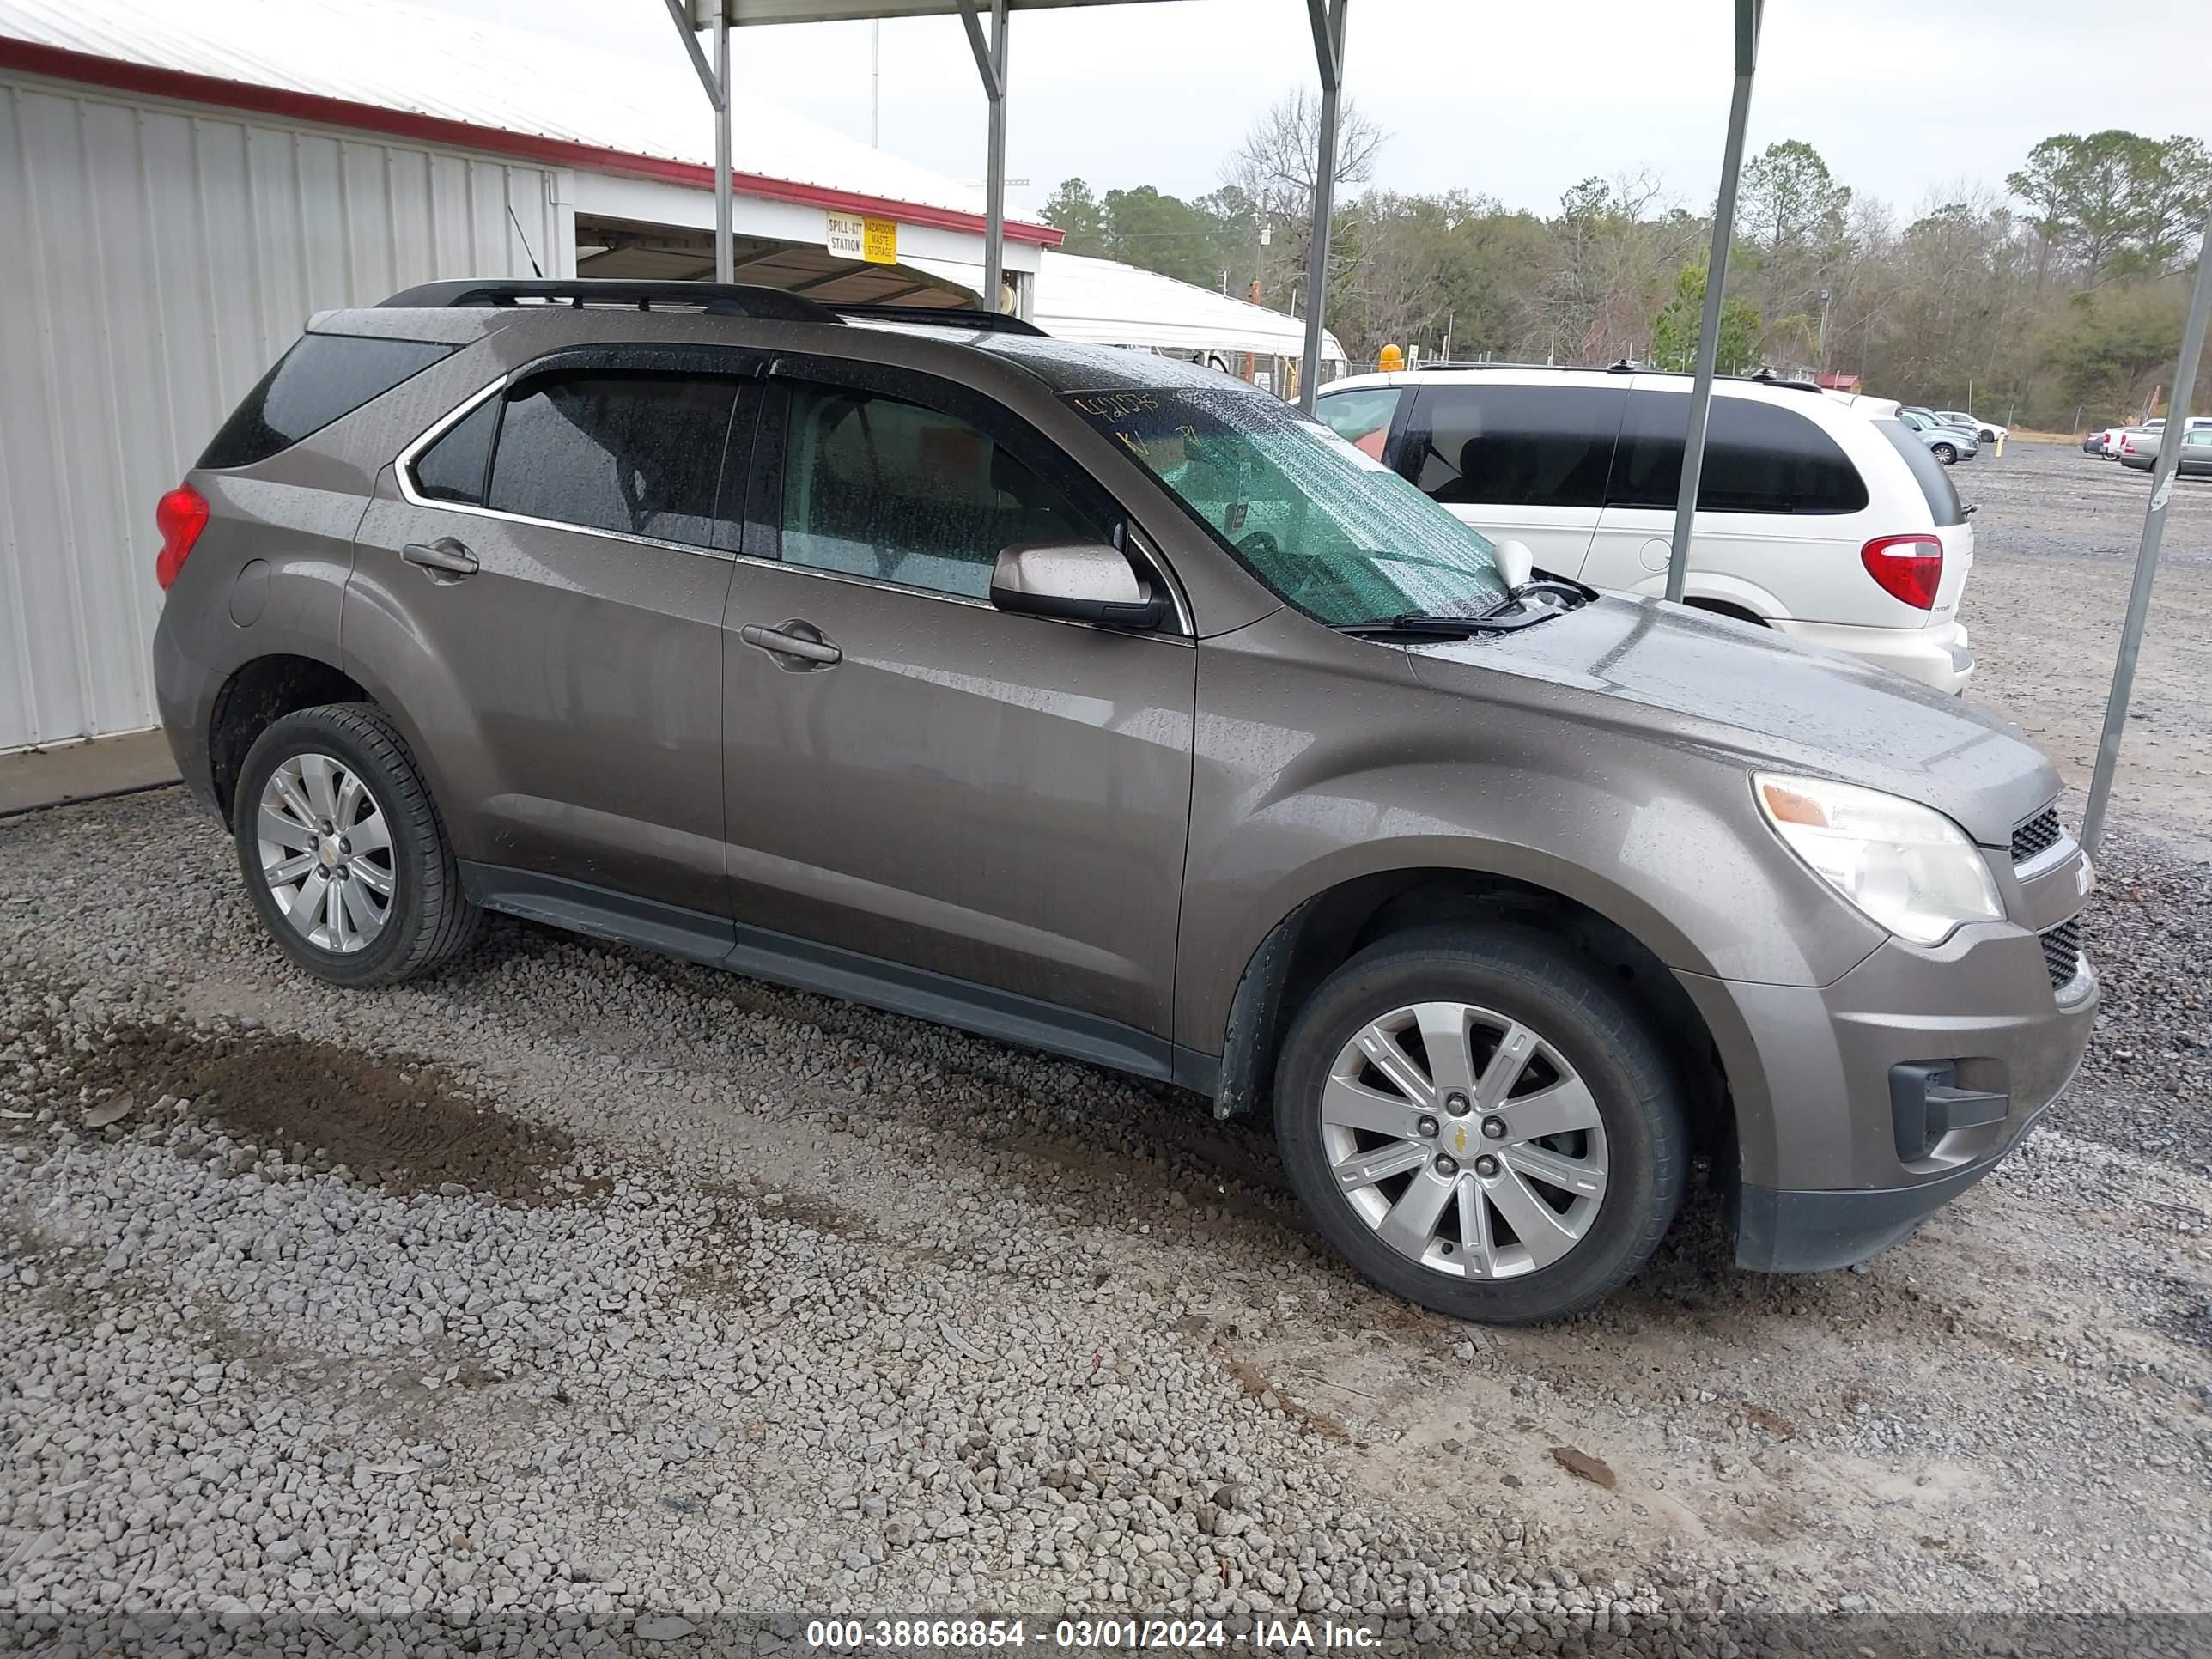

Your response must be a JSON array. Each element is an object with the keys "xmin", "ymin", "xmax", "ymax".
[
  {"xmin": 1319, "ymin": 1002, "xmax": 1608, "ymax": 1279},
  {"xmin": 255, "ymin": 752, "xmax": 395, "ymax": 953}
]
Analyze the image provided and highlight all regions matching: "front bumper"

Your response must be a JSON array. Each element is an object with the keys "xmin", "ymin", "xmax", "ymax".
[
  {"xmin": 1678, "ymin": 863, "xmax": 2097, "ymax": 1272},
  {"xmin": 1770, "ymin": 616, "xmax": 1974, "ymax": 695}
]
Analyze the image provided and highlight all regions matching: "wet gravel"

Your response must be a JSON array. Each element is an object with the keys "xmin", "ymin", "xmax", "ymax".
[
  {"xmin": 1960, "ymin": 441, "xmax": 2212, "ymax": 857},
  {"xmin": 2066, "ymin": 828, "xmax": 2212, "ymax": 1173},
  {"xmin": 3, "ymin": 442, "xmax": 2209, "ymax": 1650},
  {"xmin": 3, "ymin": 785, "xmax": 2209, "ymax": 1655}
]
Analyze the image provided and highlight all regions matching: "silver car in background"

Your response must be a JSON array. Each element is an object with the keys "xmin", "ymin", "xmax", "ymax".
[
  {"xmin": 2119, "ymin": 420, "xmax": 2212, "ymax": 470},
  {"xmin": 1899, "ymin": 410, "xmax": 1978, "ymax": 465}
]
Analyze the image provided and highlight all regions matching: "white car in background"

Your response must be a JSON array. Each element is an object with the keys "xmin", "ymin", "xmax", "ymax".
[
  {"xmin": 1316, "ymin": 365, "xmax": 1978, "ymax": 693},
  {"xmin": 1934, "ymin": 410, "xmax": 2008, "ymax": 444}
]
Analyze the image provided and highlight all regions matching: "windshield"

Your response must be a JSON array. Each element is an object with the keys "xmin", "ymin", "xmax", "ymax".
[{"xmin": 1060, "ymin": 386, "xmax": 1507, "ymax": 625}]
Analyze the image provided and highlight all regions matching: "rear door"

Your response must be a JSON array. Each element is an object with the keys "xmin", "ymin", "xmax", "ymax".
[
  {"xmin": 346, "ymin": 349, "xmax": 750, "ymax": 923},
  {"xmin": 715, "ymin": 359, "xmax": 1197, "ymax": 1055},
  {"xmin": 1586, "ymin": 385, "xmax": 1868, "ymax": 611},
  {"xmin": 1393, "ymin": 380, "xmax": 1622, "ymax": 576}
]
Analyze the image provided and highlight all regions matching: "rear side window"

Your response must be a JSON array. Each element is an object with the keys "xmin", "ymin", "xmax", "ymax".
[
  {"xmin": 1610, "ymin": 392, "xmax": 1869, "ymax": 514},
  {"xmin": 1874, "ymin": 420, "xmax": 1966, "ymax": 526},
  {"xmin": 485, "ymin": 372, "xmax": 740, "ymax": 548},
  {"xmin": 199, "ymin": 334, "xmax": 454, "ymax": 469},
  {"xmin": 1403, "ymin": 383, "xmax": 1624, "ymax": 509},
  {"xmin": 1315, "ymin": 387, "xmax": 1404, "ymax": 461}
]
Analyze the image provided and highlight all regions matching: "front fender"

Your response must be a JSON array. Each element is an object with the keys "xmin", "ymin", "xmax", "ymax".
[{"xmin": 1176, "ymin": 616, "xmax": 1885, "ymax": 1057}]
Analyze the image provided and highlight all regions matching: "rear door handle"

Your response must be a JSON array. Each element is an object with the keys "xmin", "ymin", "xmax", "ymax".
[
  {"xmin": 402, "ymin": 537, "xmax": 478, "ymax": 580},
  {"xmin": 740, "ymin": 621, "xmax": 841, "ymax": 668}
]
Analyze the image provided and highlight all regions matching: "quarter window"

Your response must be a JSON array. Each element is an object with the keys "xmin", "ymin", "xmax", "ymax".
[
  {"xmin": 200, "ymin": 333, "xmax": 454, "ymax": 470},
  {"xmin": 484, "ymin": 372, "xmax": 739, "ymax": 548},
  {"xmin": 410, "ymin": 397, "xmax": 499, "ymax": 506},
  {"xmin": 1316, "ymin": 387, "xmax": 1403, "ymax": 461},
  {"xmin": 1609, "ymin": 392, "xmax": 1869, "ymax": 514},
  {"xmin": 1403, "ymin": 384, "xmax": 1624, "ymax": 510},
  {"xmin": 778, "ymin": 384, "xmax": 1108, "ymax": 600}
]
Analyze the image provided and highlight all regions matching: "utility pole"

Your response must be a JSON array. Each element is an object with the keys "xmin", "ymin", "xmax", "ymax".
[{"xmin": 871, "ymin": 19, "xmax": 880, "ymax": 148}]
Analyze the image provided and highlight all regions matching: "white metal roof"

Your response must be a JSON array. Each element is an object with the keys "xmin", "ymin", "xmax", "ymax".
[
  {"xmin": 1029, "ymin": 251, "xmax": 1347, "ymax": 364},
  {"xmin": 0, "ymin": 0, "xmax": 1054, "ymax": 235}
]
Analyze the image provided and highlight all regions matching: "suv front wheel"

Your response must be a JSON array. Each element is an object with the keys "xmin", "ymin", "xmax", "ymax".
[
  {"xmin": 231, "ymin": 703, "xmax": 482, "ymax": 988},
  {"xmin": 1274, "ymin": 926, "xmax": 1686, "ymax": 1323}
]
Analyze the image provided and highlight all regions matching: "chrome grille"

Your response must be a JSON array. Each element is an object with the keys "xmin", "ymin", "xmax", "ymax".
[
  {"xmin": 2039, "ymin": 915, "xmax": 2083, "ymax": 990},
  {"xmin": 2012, "ymin": 807, "xmax": 2063, "ymax": 864}
]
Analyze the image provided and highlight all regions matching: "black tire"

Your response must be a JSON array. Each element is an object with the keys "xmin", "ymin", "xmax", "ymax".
[
  {"xmin": 1931, "ymin": 442, "xmax": 1958, "ymax": 465},
  {"xmin": 231, "ymin": 702, "xmax": 482, "ymax": 988},
  {"xmin": 1273, "ymin": 925, "xmax": 1687, "ymax": 1324}
]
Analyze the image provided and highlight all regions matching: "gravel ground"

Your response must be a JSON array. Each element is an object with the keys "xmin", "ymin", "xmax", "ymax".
[
  {"xmin": 1960, "ymin": 441, "xmax": 2212, "ymax": 859},
  {"xmin": 3, "ymin": 450, "xmax": 2209, "ymax": 1653}
]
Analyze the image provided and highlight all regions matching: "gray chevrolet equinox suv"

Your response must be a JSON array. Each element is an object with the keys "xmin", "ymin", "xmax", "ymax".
[{"xmin": 151, "ymin": 279, "xmax": 2097, "ymax": 1323}]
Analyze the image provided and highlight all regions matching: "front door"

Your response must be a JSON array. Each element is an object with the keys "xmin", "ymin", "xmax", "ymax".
[
  {"xmin": 347, "ymin": 356, "xmax": 748, "ymax": 920},
  {"xmin": 1396, "ymin": 381, "xmax": 1623, "ymax": 578},
  {"xmin": 718, "ymin": 365, "xmax": 1196, "ymax": 1053}
]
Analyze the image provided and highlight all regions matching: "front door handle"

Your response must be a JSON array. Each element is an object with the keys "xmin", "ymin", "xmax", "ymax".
[
  {"xmin": 403, "ymin": 537, "xmax": 478, "ymax": 580},
  {"xmin": 740, "ymin": 620, "xmax": 842, "ymax": 669}
]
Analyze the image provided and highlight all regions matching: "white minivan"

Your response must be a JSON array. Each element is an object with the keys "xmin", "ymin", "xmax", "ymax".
[{"xmin": 1316, "ymin": 366, "xmax": 1976, "ymax": 693}]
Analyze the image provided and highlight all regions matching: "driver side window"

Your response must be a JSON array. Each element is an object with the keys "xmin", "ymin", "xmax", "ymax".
[{"xmin": 778, "ymin": 383, "xmax": 1107, "ymax": 600}]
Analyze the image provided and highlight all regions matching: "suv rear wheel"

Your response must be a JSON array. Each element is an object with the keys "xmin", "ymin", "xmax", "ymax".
[
  {"xmin": 1273, "ymin": 926, "xmax": 1686, "ymax": 1323},
  {"xmin": 232, "ymin": 703, "xmax": 481, "ymax": 988}
]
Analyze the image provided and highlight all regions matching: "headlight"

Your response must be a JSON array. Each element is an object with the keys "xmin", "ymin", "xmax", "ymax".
[{"xmin": 1754, "ymin": 774, "xmax": 2003, "ymax": 945}]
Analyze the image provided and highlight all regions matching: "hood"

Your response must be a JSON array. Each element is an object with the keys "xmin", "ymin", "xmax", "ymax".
[{"xmin": 1404, "ymin": 597, "xmax": 2057, "ymax": 847}]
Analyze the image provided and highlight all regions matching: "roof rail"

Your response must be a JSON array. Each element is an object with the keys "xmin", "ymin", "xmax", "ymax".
[
  {"xmin": 1740, "ymin": 368, "xmax": 1827, "ymax": 395},
  {"xmin": 377, "ymin": 278, "xmax": 842, "ymax": 324},
  {"xmin": 835, "ymin": 303, "xmax": 1047, "ymax": 337},
  {"xmin": 1399, "ymin": 358, "xmax": 1828, "ymax": 394},
  {"xmin": 1412, "ymin": 359, "xmax": 1546, "ymax": 371}
]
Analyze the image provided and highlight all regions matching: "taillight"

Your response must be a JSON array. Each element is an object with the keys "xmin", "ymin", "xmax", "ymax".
[
  {"xmin": 155, "ymin": 483, "xmax": 209, "ymax": 591},
  {"xmin": 1861, "ymin": 534, "xmax": 1944, "ymax": 609}
]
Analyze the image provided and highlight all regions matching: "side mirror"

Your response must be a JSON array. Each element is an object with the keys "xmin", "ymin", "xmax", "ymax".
[
  {"xmin": 989, "ymin": 542, "xmax": 1166, "ymax": 629},
  {"xmin": 1491, "ymin": 537, "xmax": 1534, "ymax": 592}
]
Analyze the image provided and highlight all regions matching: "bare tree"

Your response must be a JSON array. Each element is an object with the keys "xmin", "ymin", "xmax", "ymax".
[
  {"xmin": 1530, "ymin": 172, "xmax": 1698, "ymax": 364},
  {"xmin": 1221, "ymin": 88, "xmax": 1387, "ymax": 313}
]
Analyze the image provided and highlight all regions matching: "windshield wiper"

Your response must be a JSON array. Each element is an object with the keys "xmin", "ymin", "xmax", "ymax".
[
  {"xmin": 1338, "ymin": 584, "xmax": 1584, "ymax": 639},
  {"xmin": 1337, "ymin": 612, "xmax": 1494, "ymax": 638},
  {"xmin": 1339, "ymin": 603, "xmax": 1557, "ymax": 638}
]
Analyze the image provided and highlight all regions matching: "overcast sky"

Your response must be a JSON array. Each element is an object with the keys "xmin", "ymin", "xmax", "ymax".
[{"xmin": 423, "ymin": 0, "xmax": 2209, "ymax": 223}]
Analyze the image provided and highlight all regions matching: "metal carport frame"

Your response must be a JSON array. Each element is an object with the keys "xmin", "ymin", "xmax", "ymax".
[{"xmin": 658, "ymin": 0, "xmax": 2192, "ymax": 847}]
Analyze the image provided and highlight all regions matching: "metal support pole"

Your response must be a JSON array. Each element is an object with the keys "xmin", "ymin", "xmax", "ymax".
[
  {"xmin": 1665, "ymin": 0, "xmax": 1761, "ymax": 603},
  {"xmin": 663, "ymin": 0, "xmax": 731, "ymax": 281},
  {"xmin": 1299, "ymin": 0, "xmax": 1346, "ymax": 414},
  {"xmin": 960, "ymin": 0, "xmax": 1009, "ymax": 313},
  {"xmin": 712, "ymin": 5, "xmax": 732, "ymax": 282},
  {"xmin": 2081, "ymin": 202, "xmax": 2212, "ymax": 855}
]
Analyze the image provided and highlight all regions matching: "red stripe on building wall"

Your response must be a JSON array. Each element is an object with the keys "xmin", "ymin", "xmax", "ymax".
[{"xmin": 0, "ymin": 35, "xmax": 1062, "ymax": 246}]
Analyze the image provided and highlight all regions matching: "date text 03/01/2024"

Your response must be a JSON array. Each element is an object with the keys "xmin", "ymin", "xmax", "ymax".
[{"xmin": 804, "ymin": 1618, "xmax": 1384, "ymax": 1651}]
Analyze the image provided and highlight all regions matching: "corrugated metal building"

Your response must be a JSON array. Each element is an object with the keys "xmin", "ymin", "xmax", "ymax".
[{"xmin": 0, "ymin": 0, "xmax": 1060, "ymax": 751}]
